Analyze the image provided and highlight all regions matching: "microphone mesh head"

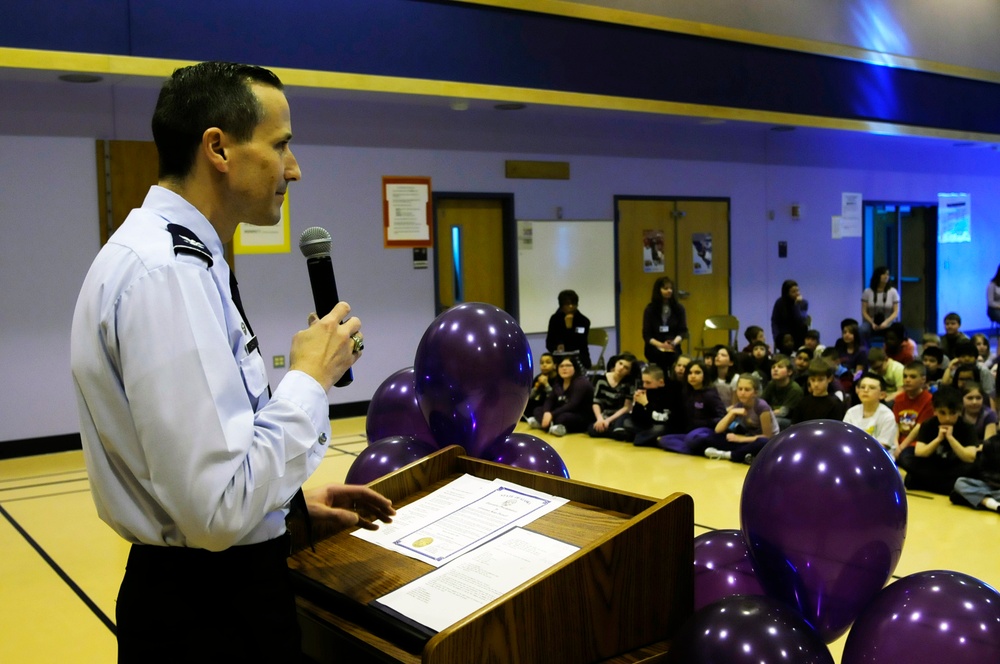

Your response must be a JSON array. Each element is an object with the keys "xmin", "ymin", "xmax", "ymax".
[{"xmin": 299, "ymin": 227, "xmax": 332, "ymax": 258}]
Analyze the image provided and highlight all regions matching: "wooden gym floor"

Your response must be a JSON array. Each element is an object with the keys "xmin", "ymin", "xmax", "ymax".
[{"xmin": 2, "ymin": 416, "xmax": 998, "ymax": 663}]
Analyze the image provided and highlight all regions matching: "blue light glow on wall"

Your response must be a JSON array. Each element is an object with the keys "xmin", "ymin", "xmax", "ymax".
[
  {"xmin": 847, "ymin": 2, "xmax": 911, "ymax": 125},
  {"xmin": 451, "ymin": 226, "xmax": 464, "ymax": 303}
]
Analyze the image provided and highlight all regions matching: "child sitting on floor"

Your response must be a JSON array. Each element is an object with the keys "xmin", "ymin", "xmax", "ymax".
[
  {"xmin": 701, "ymin": 373, "xmax": 779, "ymax": 465},
  {"xmin": 625, "ymin": 363, "xmax": 685, "ymax": 447},
  {"xmin": 658, "ymin": 359, "xmax": 726, "ymax": 455},
  {"xmin": 951, "ymin": 434, "xmax": 1000, "ymax": 512},
  {"xmin": 843, "ymin": 372, "xmax": 899, "ymax": 455},
  {"xmin": 790, "ymin": 359, "xmax": 846, "ymax": 423},
  {"xmin": 897, "ymin": 385, "xmax": 977, "ymax": 494},
  {"xmin": 762, "ymin": 354, "xmax": 803, "ymax": 430},
  {"xmin": 588, "ymin": 353, "xmax": 637, "ymax": 440}
]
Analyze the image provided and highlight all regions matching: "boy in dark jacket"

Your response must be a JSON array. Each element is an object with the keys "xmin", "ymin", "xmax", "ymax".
[
  {"xmin": 791, "ymin": 359, "xmax": 846, "ymax": 423},
  {"xmin": 626, "ymin": 364, "xmax": 685, "ymax": 447}
]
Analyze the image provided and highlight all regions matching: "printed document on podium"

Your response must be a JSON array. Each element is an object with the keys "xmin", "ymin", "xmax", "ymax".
[
  {"xmin": 373, "ymin": 527, "xmax": 579, "ymax": 633},
  {"xmin": 352, "ymin": 474, "xmax": 568, "ymax": 567}
]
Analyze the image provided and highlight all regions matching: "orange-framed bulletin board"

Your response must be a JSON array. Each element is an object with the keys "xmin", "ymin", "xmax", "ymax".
[{"xmin": 383, "ymin": 176, "xmax": 433, "ymax": 248}]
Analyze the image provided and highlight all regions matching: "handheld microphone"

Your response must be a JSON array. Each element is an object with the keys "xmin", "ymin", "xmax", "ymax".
[{"xmin": 299, "ymin": 227, "xmax": 353, "ymax": 388}]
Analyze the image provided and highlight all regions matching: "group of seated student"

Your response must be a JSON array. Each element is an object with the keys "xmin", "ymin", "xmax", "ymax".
[{"xmin": 522, "ymin": 305, "xmax": 1000, "ymax": 511}]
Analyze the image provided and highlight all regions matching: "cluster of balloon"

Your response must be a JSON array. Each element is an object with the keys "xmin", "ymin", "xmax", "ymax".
[
  {"xmin": 344, "ymin": 436, "xmax": 438, "ymax": 485},
  {"xmin": 665, "ymin": 595, "xmax": 834, "ymax": 664},
  {"xmin": 681, "ymin": 420, "xmax": 1000, "ymax": 661},
  {"xmin": 347, "ymin": 303, "xmax": 570, "ymax": 484},
  {"xmin": 483, "ymin": 433, "xmax": 569, "ymax": 479},
  {"xmin": 364, "ymin": 367, "xmax": 436, "ymax": 446},
  {"xmin": 693, "ymin": 529, "xmax": 765, "ymax": 611},
  {"xmin": 740, "ymin": 419, "xmax": 908, "ymax": 643},
  {"xmin": 842, "ymin": 570, "xmax": 1000, "ymax": 663}
]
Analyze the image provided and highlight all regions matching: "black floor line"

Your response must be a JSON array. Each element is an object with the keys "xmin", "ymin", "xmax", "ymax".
[
  {"xmin": 1, "ymin": 487, "xmax": 94, "ymax": 503},
  {"xmin": 0, "ymin": 469, "xmax": 88, "ymax": 485},
  {"xmin": 0, "ymin": 477, "xmax": 89, "ymax": 494},
  {"xmin": 0, "ymin": 503, "xmax": 116, "ymax": 635}
]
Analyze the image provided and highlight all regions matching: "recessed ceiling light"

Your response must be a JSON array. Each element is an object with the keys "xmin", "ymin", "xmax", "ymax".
[
  {"xmin": 59, "ymin": 73, "xmax": 103, "ymax": 84},
  {"xmin": 494, "ymin": 103, "xmax": 526, "ymax": 111},
  {"xmin": 450, "ymin": 100, "xmax": 470, "ymax": 111}
]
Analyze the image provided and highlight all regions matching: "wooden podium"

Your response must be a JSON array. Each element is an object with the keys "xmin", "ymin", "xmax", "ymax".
[{"xmin": 289, "ymin": 446, "xmax": 693, "ymax": 663}]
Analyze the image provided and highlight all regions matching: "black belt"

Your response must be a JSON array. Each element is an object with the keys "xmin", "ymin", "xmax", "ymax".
[{"xmin": 127, "ymin": 533, "xmax": 291, "ymax": 570}]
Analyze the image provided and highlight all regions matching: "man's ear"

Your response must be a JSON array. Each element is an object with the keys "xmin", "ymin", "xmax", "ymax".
[{"xmin": 203, "ymin": 128, "xmax": 229, "ymax": 173}]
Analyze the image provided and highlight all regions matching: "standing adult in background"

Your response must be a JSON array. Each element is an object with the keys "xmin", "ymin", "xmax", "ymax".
[
  {"xmin": 642, "ymin": 276, "xmax": 688, "ymax": 371},
  {"xmin": 988, "ymin": 264, "xmax": 1000, "ymax": 325},
  {"xmin": 770, "ymin": 279, "xmax": 810, "ymax": 352},
  {"xmin": 70, "ymin": 62, "xmax": 395, "ymax": 661},
  {"xmin": 861, "ymin": 266, "xmax": 900, "ymax": 341},
  {"xmin": 546, "ymin": 289, "xmax": 592, "ymax": 369}
]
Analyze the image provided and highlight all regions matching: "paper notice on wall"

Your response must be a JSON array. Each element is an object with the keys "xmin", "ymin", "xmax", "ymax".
[
  {"xmin": 938, "ymin": 193, "xmax": 971, "ymax": 243},
  {"xmin": 839, "ymin": 192, "xmax": 862, "ymax": 237}
]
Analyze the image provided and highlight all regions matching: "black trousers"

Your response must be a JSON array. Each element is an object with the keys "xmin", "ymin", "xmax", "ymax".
[{"xmin": 116, "ymin": 535, "xmax": 301, "ymax": 663}]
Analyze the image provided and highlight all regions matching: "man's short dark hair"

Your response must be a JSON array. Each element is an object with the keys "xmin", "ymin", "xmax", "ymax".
[
  {"xmin": 805, "ymin": 329, "xmax": 820, "ymax": 341},
  {"xmin": 744, "ymin": 325, "xmax": 763, "ymax": 342},
  {"xmin": 152, "ymin": 61, "xmax": 284, "ymax": 180},
  {"xmin": 904, "ymin": 360, "xmax": 927, "ymax": 377},
  {"xmin": 944, "ymin": 312, "xmax": 962, "ymax": 324},
  {"xmin": 557, "ymin": 290, "xmax": 579, "ymax": 307}
]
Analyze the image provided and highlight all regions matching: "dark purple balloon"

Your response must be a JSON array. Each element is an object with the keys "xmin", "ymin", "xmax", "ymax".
[
  {"xmin": 344, "ymin": 436, "xmax": 438, "ymax": 485},
  {"xmin": 740, "ymin": 419, "xmax": 907, "ymax": 643},
  {"xmin": 694, "ymin": 529, "xmax": 766, "ymax": 611},
  {"xmin": 414, "ymin": 303, "xmax": 533, "ymax": 457},
  {"xmin": 366, "ymin": 367, "xmax": 438, "ymax": 447},
  {"xmin": 665, "ymin": 595, "xmax": 834, "ymax": 664},
  {"xmin": 482, "ymin": 433, "xmax": 570, "ymax": 478},
  {"xmin": 842, "ymin": 570, "xmax": 1000, "ymax": 664}
]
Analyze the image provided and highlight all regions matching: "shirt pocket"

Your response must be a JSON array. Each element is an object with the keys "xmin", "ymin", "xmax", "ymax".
[{"xmin": 238, "ymin": 348, "xmax": 269, "ymax": 401}]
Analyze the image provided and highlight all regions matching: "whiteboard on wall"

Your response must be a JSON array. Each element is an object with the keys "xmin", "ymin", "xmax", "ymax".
[{"xmin": 516, "ymin": 220, "xmax": 615, "ymax": 334}]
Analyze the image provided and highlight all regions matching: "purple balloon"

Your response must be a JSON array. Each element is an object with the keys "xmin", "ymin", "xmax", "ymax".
[
  {"xmin": 694, "ymin": 529, "xmax": 766, "ymax": 611},
  {"xmin": 665, "ymin": 595, "xmax": 834, "ymax": 664},
  {"xmin": 482, "ymin": 433, "xmax": 570, "ymax": 478},
  {"xmin": 740, "ymin": 420, "xmax": 907, "ymax": 643},
  {"xmin": 366, "ymin": 368, "xmax": 438, "ymax": 446},
  {"xmin": 842, "ymin": 570, "xmax": 1000, "ymax": 663},
  {"xmin": 344, "ymin": 436, "xmax": 438, "ymax": 485},
  {"xmin": 414, "ymin": 303, "xmax": 533, "ymax": 457}
]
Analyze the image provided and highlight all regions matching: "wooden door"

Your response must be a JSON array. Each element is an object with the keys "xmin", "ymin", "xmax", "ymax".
[
  {"xmin": 434, "ymin": 198, "xmax": 506, "ymax": 313},
  {"xmin": 616, "ymin": 198, "xmax": 730, "ymax": 360},
  {"xmin": 96, "ymin": 140, "xmax": 235, "ymax": 268}
]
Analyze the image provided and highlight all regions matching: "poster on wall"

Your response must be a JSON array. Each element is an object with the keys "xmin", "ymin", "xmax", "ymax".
[
  {"xmin": 642, "ymin": 229, "xmax": 664, "ymax": 273},
  {"xmin": 234, "ymin": 195, "xmax": 291, "ymax": 254},
  {"xmin": 839, "ymin": 192, "xmax": 862, "ymax": 237},
  {"xmin": 692, "ymin": 232, "xmax": 713, "ymax": 274},
  {"xmin": 937, "ymin": 192, "xmax": 971, "ymax": 243},
  {"xmin": 383, "ymin": 176, "xmax": 433, "ymax": 248}
]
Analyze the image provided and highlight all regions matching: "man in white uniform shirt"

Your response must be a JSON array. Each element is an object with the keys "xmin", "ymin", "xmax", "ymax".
[{"xmin": 71, "ymin": 62, "xmax": 394, "ymax": 661}]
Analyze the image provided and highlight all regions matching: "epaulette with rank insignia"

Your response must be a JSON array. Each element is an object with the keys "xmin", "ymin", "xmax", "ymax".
[{"xmin": 167, "ymin": 223, "xmax": 214, "ymax": 268}]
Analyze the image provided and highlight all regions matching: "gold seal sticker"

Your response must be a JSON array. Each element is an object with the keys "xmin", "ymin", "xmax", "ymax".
[{"xmin": 412, "ymin": 537, "xmax": 434, "ymax": 548}]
